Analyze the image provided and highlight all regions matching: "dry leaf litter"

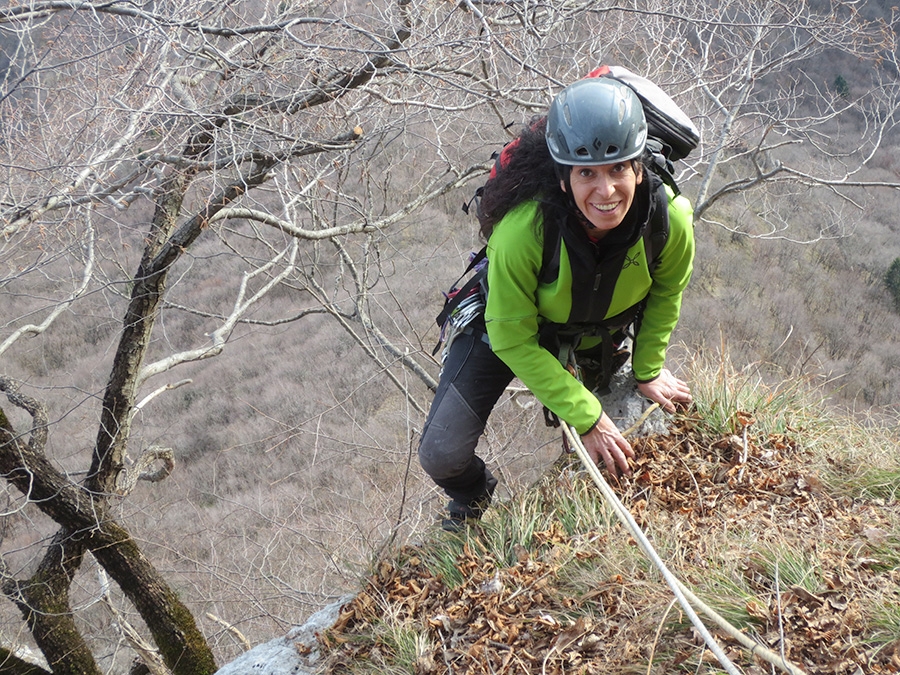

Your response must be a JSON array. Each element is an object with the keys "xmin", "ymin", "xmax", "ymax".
[{"xmin": 320, "ymin": 418, "xmax": 900, "ymax": 675}]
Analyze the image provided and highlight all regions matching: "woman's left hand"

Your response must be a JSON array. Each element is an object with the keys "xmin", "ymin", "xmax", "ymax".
[{"xmin": 637, "ymin": 368, "xmax": 692, "ymax": 413}]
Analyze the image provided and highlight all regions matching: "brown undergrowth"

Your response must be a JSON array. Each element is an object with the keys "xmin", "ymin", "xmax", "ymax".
[{"xmin": 319, "ymin": 416, "xmax": 900, "ymax": 675}]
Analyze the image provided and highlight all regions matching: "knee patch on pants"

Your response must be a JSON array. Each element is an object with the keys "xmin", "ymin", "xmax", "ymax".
[{"xmin": 418, "ymin": 382, "xmax": 485, "ymax": 482}]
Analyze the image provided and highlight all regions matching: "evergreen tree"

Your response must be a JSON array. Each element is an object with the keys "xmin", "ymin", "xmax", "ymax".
[
  {"xmin": 834, "ymin": 74, "xmax": 850, "ymax": 99},
  {"xmin": 886, "ymin": 257, "xmax": 900, "ymax": 311}
]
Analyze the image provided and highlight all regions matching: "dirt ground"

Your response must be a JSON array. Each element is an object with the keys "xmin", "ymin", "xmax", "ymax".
[{"xmin": 320, "ymin": 419, "xmax": 900, "ymax": 674}]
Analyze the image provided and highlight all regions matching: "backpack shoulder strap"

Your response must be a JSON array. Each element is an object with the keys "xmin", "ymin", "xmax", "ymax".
[
  {"xmin": 644, "ymin": 180, "xmax": 670, "ymax": 273},
  {"xmin": 645, "ymin": 138, "xmax": 681, "ymax": 196},
  {"xmin": 538, "ymin": 211, "xmax": 561, "ymax": 285}
]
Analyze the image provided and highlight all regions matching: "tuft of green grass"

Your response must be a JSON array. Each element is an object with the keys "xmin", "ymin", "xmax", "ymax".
[
  {"xmin": 848, "ymin": 468, "xmax": 900, "ymax": 502},
  {"xmin": 686, "ymin": 346, "xmax": 829, "ymax": 441},
  {"xmin": 816, "ymin": 423, "xmax": 900, "ymax": 502},
  {"xmin": 413, "ymin": 535, "xmax": 466, "ymax": 589},
  {"xmin": 864, "ymin": 540, "xmax": 900, "ymax": 573},
  {"xmin": 376, "ymin": 623, "xmax": 434, "ymax": 675},
  {"xmin": 471, "ymin": 492, "xmax": 554, "ymax": 567},
  {"xmin": 749, "ymin": 544, "xmax": 824, "ymax": 595},
  {"xmin": 333, "ymin": 600, "xmax": 437, "ymax": 675},
  {"xmin": 549, "ymin": 467, "xmax": 620, "ymax": 536},
  {"xmin": 869, "ymin": 600, "xmax": 900, "ymax": 650}
]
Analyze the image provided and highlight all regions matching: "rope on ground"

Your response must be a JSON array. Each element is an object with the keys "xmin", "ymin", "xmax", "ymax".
[
  {"xmin": 621, "ymin": 401, "xmax": 660, "ymax": 438},
  {"xmin": 561, "ymin": 423, "xmax": 808, "ymax": 675}
]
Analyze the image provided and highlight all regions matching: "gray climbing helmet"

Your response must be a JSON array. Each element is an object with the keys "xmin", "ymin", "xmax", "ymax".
[{"xmin": 546, "ymin": 78, "xmax": 648, "ymax": 165}]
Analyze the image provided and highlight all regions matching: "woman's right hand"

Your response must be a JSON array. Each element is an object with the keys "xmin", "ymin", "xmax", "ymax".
[{"xmin": 580, "ymin": 412, "xmax": 634, "ymax": 478}]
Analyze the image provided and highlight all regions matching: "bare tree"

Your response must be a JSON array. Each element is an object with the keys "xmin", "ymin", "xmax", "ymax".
[{"xmin": 0, "ymin": 0, "xmax": 897, "ymax": 671}]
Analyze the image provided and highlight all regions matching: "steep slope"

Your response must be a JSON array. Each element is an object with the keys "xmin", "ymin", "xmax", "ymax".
[{"xmin": 318, "ymin": 374, "xmax": 900, "ymax": 675}]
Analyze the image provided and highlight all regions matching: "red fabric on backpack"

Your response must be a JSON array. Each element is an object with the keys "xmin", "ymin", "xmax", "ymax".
[
  {"xmin": 489, "ymin": 141, "xmax": 518, "ymax": 179},
  {"xmin": 584, "ymin": 65, "xmax": 611, "ymax": 78}
]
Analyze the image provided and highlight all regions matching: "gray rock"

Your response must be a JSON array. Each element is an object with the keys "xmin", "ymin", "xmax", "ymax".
[
  {"xmin": 596, "ymin": 362, "xmax": 670, "ymax": 437},
  {"xmin": 214, "ymin": 595, "xmax": 354, "ymax": 675}
]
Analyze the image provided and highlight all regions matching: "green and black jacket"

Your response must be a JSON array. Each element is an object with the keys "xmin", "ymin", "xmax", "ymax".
[{"xmin": 484, "ymin": 180, "xmax": 694, "ymax": 434}]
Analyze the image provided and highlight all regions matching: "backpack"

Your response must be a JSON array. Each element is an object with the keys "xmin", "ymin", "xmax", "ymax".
[
  {"xmin": 436, "ymin": 66, "xmax": 698, "ymax": 362},
  {"xmin": 585, "ymin": 65, "xmax": 699, "ymax": 163},
  {"xmin": 465, "ymin": 66, "xmax": 698, "ymax": 216}
]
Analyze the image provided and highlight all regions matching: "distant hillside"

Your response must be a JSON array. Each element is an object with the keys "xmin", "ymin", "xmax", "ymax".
[
  {"xmin": 680, "ymin": 198, "xmax": 900, "ymax": 413},
  {"xmin": 2, "ymin": 2, "xmax": 899, "ymax": 672}
]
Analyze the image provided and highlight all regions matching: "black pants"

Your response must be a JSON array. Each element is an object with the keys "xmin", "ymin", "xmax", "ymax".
[
  {"xmin": 418, "ymin": 331, "xmax": 513, "ymax": 506},
  {"xmin": 418, "ymin": 328, "xmax": 629, "ymax": 506}
]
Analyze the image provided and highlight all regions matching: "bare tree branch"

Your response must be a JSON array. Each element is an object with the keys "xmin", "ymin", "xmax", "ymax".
[{"xmin": 1, "ymin": 0, "xmax": 899, "ymax": 671}]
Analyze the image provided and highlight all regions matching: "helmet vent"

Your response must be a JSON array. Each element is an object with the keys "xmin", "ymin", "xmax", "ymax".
[{"xmin": 545, "ymin": 78, "xmax": 647, "ymax": 166}]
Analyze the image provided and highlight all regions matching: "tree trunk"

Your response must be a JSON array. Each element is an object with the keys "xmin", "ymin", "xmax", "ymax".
[
  {"xmin": 87, "ymin": 169, "xmax": 193, "ymax": 497},
  {"xmin": 88, "ymin": 524, "xmax": 218, "ymax": 675},
  {"xmin": 0, "ymin": 163, "xmax": 276, "ymax": 674},
  {"xmin": 6, "ymin": 532, "xmax": 99, "ymax": 675},
  {"xmin": 0, "ymin": 648, "xmax": 52, "ymax": 675}
]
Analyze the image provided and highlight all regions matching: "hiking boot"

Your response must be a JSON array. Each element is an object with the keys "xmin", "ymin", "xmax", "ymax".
[
  {"xmin": 440, "ymin": 493, "xmax": 492, "ymax": 533},
  {"xmin": 441, "ymin": 508, "xmax": 473, "ymax": 533}
]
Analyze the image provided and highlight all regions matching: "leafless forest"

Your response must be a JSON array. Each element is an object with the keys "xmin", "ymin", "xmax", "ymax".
[{"xmin": 1, "ymin": 0, "xmax": 899, "ymax": 672}]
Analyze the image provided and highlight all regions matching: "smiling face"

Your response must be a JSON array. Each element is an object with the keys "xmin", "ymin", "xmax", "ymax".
[{"xmin": 564, "ymin": 161, "xmax": 643, "ymax": 240}]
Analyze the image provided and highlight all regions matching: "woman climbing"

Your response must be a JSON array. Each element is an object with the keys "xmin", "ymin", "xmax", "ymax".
[{"xmin": 419, "ymin": 76, "xmax": 695, "ymax": 530}]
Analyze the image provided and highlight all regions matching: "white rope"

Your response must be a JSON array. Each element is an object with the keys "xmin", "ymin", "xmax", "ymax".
[{"xmin": 561, "ymin": 424, "xmax": 808, "ymax": 675}]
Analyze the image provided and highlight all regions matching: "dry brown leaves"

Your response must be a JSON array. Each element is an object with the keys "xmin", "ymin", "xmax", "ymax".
[
  {"xmin": 319, "ymin": 418, "xmax": 900, "ymax": 675},
  {"xmin": 320, "ymin": 530, "xmax": 637, "ymax": 675}
]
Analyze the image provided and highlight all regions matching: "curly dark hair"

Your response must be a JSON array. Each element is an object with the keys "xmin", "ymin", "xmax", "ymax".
[
  {"xmin": 476, "ymin": 117, "xmax": 568, "ymax": 241},
  {"xmin": 477, "ymin": 116, "xmax": 650, "ymax": 244}
]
